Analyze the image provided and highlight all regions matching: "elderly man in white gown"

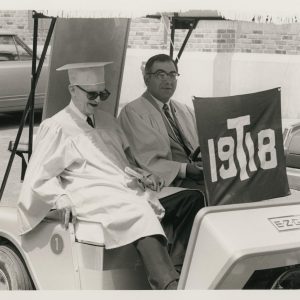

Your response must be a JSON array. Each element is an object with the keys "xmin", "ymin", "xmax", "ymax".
[{"xmin": 17, "ymin": 62, "xmax": 205, "ymax": 290}]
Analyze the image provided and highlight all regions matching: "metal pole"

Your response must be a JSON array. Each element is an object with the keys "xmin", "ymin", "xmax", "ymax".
[
  {"xmin": 170, "ymin": 17, "xmax": 175, "ymax": 59},
  {"xmin": 175, "ymin": 19, "xmax": 198, "ymax": 64},
  {"xmin": 28, "ymin": 13, "xmax": 38, "ymax": 160},
  {"xmin": 35, "ymin": 18, "xmax": 56, "ymax": 80},
  {"xmin": 28, "ymin": 15, "xmax": 57, "ymax": 158}
]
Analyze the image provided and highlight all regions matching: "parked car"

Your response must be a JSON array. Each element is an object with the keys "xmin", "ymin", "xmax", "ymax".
[{"xmin": 0, "ymin": 32, "xmax": 47, "ymax": 113}]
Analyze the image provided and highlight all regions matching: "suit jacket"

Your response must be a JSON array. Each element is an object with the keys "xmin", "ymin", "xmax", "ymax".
[{"xmin": 118, "ymin": 91, "xmax": 199, "ymax": 187}]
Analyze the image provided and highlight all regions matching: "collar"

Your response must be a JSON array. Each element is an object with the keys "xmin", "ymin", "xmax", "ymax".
[
  {"xmin": 69, "ymin": 100, "xmax": 94, "ymax": 121},
  {"xmin": 149, "ymin": 93, "xmax": 171, "ymax": 110}
]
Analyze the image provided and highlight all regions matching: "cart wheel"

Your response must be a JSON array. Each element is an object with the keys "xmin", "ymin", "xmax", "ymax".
[{"xmin": 0, "ymin": 245, "xmax": 33, "ymax": 290}]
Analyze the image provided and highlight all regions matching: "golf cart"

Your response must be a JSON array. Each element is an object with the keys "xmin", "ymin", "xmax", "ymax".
[{"xmin": 0, "ymin": 10, "xmax": 300, "ymax": 290}]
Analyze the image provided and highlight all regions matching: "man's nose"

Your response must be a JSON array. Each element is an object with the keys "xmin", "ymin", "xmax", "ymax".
[
  {"xmin": 163, "ymin": 79, "xmax": 173, "ymax": 86},
  {"xmin": 163, "ymin": 75, "xmax": 175, "ymax": 83}
]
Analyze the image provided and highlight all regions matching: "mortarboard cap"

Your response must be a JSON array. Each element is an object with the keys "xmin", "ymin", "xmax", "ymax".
[{"xmin": 56, "ymin": 62, "xmax": 112, "ymax": 90}]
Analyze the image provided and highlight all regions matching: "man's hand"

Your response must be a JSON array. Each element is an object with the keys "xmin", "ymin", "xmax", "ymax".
[
  {"xmin": 142, "ymin": 174, "xmax": 164, "ymax": 192},
  {"xmin": 186, "ymin": 162, "xmax": 204, "ymax": 181},
  {"xmin": 125, "ymin": 166, "xmax": 164, "ymax": 192},
  {"xmin": 55, "ymin": 195, "xmax": 77, "ymax": 229},
  {"xmin": 190, "ymin": 146, "xmax": 201, "ymax": 162}
]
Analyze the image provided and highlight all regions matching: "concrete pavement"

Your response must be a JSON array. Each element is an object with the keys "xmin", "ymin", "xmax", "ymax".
[{"xmin": 0, "ymin": 112, "xmax": 41, "ymax": 206}]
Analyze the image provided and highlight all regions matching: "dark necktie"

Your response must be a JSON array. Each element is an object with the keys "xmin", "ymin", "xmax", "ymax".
[
  {"xmin": 163, "ymin": 104, "xmax": 191, "ymax": 156},
  {"xmin": 86, "ymin": 116, "xmax": 94, "ymax": 128}
]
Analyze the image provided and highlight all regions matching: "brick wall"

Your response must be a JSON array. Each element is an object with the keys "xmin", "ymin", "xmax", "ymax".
[
  {"xmin": 0, "ymin": 10, "xmax": 50, "ymax": 46},
  {"xmin": 128, "ymin": 18, "xmax": 300, "ymax": 55},
  {"xmin": 2, "ymin": 10, "xmax": 300, "ymax": 55}
]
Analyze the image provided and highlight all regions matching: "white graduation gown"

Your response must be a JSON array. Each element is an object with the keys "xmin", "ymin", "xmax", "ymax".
[{"xmin": 17, "ymin": 103, "xmax": 167, "ymax": 249}]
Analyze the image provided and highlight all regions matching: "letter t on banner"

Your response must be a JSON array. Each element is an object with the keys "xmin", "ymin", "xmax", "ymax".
[{"xmin": 193, "ymin": 88, "xmax": 290, "ymax": 206}]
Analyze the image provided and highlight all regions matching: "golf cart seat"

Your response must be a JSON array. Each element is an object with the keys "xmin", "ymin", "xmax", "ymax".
[{"xmin": 20, "ymin": 210, "xmax": 150, "ymax": 290}]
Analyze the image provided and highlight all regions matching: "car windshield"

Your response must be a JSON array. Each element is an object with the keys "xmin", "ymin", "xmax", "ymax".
[
  {"xmin": 0, "ymin": 35, "xmax": 18, "ymax": 61},
  {"xmin": 0, "ymin": 35, "xmax": 32, "ymax": 62}
]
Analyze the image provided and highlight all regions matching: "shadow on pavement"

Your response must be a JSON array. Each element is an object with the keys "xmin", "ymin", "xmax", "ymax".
[{"xmin": 0, "ymin": 111, "xmax": 43, "ymax": 130}]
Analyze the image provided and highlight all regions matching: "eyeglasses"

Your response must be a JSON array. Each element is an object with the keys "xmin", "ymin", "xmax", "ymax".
[
  {"xmin": 75, "ymin": 85, "xmax": 111, "ymax": 101},
  {"xmin": 146, "ymin": 71, "xmax": 180, "ymax": 81}
]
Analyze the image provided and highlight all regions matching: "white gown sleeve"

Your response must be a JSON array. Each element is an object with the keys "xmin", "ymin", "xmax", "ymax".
[{"xmin": 17, "ymin": 121, "xmax": 79, "ymax": 234}]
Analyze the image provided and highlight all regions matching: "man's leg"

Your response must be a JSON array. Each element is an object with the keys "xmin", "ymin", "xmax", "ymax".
[
  {"xmin": 134, "ymin": 235, "xmax": 180, "ymax": 289},
  {"xmin": 159, "ymin": 190, "xmax": 205, "ymax": 272}
]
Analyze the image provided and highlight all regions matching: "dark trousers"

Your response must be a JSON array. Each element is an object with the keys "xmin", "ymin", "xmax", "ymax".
[
  {"xmin": 134, "ymin": 190, "xmax": 205, "ymax": 289},
  {"xmin": 134, "ymin": 236, "xmax": 179, "ymax": 289},
  {"xmin": 160, "ymin": 190, "xmax": 205, "ymax": 269}
]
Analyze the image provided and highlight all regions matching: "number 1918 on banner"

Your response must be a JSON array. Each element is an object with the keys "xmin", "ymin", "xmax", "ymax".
[{"xmin": 208, "ymin": 115, "xmax": 278, "ymax": 183}]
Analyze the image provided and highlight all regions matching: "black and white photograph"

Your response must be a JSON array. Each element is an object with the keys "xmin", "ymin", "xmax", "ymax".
[{"xmin": 0, "ymin": 0, "xmax": 300, "ymax": 299}]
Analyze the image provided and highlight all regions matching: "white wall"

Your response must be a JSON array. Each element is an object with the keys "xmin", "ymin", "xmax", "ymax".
[{"xmin": 120, "ymin": 49, "xmax": 300, "ymax": 121}]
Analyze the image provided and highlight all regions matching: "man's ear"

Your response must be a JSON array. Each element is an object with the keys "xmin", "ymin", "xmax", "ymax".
[
  {"xmin": 143, "ymin": 74, "xmax": 150, "ymax": 86},
  {"xmin": 68, "ymin": 85, "xmax": 75, "ymax": 96}
]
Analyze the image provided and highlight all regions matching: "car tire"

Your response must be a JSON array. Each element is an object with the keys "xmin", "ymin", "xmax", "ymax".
[{"xmin": 0, "ymin": 244, "xmax": 33, "ymax": 290}]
